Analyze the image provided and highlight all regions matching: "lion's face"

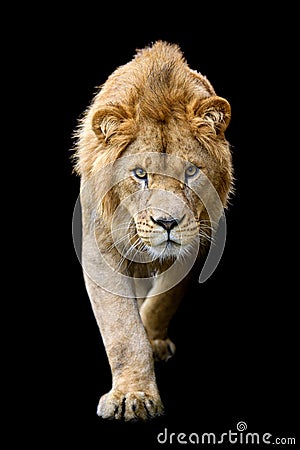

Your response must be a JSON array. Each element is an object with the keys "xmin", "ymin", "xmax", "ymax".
[
  {"xmin": 117, "ymin": 166, "xmax": 202, "ymax": 260},
  {"xmin": 100, "ymin": 120, "xmax": 232, "ymax": 262}
]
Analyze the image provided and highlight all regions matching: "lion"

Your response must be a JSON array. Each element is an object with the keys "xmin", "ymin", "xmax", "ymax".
[{"xmin": 72, "ymin": 40, "xmax": 233, "ymax": 421}]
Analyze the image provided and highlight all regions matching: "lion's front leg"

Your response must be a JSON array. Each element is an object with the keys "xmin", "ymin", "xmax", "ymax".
[{"xmin": 84, "ymin": 275, "xmax": 164, "ymax": 421}]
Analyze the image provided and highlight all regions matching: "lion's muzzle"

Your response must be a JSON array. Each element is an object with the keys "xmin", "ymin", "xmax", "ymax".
[{"xmin": 135, "ymin": 208, "xmax": 199, "ymax": 256}]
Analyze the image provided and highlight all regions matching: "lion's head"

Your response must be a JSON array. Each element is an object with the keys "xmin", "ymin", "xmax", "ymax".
[{"xmin": 74, "ymin": 41, "xmax": 233, "ymax": 268}]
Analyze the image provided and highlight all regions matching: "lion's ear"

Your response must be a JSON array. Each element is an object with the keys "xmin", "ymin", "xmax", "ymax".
[
  {"xmin": 190, "ymin": 96, "xmax": 231, "ymax": 135},
  {"xmin": 92, "ymin": 104, "xmax": 135, "ymax": 144}
]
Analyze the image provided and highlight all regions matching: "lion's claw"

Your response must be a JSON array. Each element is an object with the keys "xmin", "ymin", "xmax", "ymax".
[{"xmin": 97, "ymin": 390, "xmax": 164, "ymax": 421}]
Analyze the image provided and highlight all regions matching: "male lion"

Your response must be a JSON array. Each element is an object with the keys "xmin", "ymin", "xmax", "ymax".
[{"xmin": 72, "ymin": 41, "xmax": 233, "ymax": 421}]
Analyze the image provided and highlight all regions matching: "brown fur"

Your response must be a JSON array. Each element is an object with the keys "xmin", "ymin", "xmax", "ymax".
[{"xmin": 72, "ymin": 41, "xmax": 233, "ymax": 421}]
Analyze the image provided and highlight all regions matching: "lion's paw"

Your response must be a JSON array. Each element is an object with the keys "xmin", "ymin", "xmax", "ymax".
[
  {"xmin": 151, "ymin": 338, "xmax": 176, "ymax": 362},
  {"xmin": 97, "ymin": 389, "xmax": 164, "ymax": 421}
]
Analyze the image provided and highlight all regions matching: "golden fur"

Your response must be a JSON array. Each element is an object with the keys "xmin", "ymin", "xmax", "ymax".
[{"xmin": 72, "ymin": 41, "xmax": 233, "ymax": 421}]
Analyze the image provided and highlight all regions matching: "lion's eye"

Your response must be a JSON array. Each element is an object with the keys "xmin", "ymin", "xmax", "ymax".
[
  {"xmin": 185, "ymin": 165, "xmax": 199, "ymax": 179},
  {"xmin": 133, "ymin": 167, "xmax": 147, "ymax": 180}
]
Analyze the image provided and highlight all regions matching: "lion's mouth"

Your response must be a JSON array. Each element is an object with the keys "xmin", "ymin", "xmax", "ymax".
[
  {"xmin": 139, "ymin": 232, "xmax": 181, "ymax": 248},
  {"xmin": 166, "ymin": 238, "xmax": 181, "ymax": 247},
  {"xmin": 141, "ymin": 235, "xmax": 198, "ymax": 261}
]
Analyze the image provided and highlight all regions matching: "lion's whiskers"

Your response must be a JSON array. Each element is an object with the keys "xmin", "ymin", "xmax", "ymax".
[
  {"xmin": 107, "ymin": 221, "xmax": 136, "ymax": 253},
  {"xmin": 106, "ymin": 232, "xmax": 133, "ymax": 253},
  {"xmin": 126, "ymin": 239, "xmax": 149, "ymax": 271},
  {"xmin": 198, "ymin": 219, "xmax": 218, "ymax": 245},
  {"xmin": 114, "ymin": 232, "xmax": 147, "ymax": 272},
  {"xmin": 199, "ymin": 230, "xmax": 215, "ymax": 245}
]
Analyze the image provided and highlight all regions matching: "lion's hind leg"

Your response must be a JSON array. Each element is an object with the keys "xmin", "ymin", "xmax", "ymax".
[{"xmin": 139, "ymin": 280, "xmax": 187, "ymax": 362}]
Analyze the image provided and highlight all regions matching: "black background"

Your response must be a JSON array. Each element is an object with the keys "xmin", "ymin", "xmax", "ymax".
[{"xmin": 17, "ymin": 4, "xmax": 298, "ymax": 448}]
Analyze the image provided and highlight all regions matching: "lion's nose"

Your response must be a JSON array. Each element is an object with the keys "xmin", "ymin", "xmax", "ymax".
[{"xmin": 150, "ymin": 216, "xmax": 184, "ymax": 231}]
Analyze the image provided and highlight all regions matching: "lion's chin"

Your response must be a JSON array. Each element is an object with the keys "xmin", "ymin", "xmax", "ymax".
[{"xmin": 145, "ymin": 240, "xmax": 193, "ymax": 261}]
